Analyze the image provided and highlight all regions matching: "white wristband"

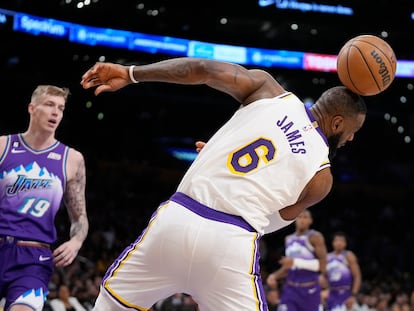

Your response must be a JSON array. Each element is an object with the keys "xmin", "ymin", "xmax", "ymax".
[
  {"xmin": 292, "ymin": 258, "xmax": 320, "ymax": 271},
  {"xmin": 129, "ymin": 65, "xmax": 139, "ymax": 83}
]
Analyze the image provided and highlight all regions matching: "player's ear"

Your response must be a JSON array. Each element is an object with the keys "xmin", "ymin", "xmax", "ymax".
[
  {"xmin": 331, "ymin": 115, "xmax": 344, "ymax": 132},
  {"xmin": 28, "ymin": 102, "xmax": 35, "ymax": 113}
]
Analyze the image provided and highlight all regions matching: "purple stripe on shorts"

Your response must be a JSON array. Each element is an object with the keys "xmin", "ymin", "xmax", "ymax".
[{"xmin": 170, "ymin": 192, "xmax": 256, "ymax": 232}]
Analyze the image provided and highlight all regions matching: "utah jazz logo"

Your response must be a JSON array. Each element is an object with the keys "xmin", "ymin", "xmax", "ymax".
[{"xmin": 227, "ymin": 137, "xmax": 276, "ymax": 175}]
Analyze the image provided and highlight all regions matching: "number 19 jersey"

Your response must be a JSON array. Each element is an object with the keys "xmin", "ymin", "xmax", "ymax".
[{"xmin": 0, "ymin": 134, "xmax": 68, "ymax": 244}]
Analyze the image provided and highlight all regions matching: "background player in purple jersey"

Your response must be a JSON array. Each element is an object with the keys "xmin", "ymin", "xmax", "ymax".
[
  {"xmin": 323, "ymin": 232, "xmax": 361, "ymax": 311},
  {"xmin": 0, "ymin": 85, "xmax": 89, "ymax": 311},
  {"xmin": 266, "ymin": 210, "xmax": 327, "ymax": 311}
]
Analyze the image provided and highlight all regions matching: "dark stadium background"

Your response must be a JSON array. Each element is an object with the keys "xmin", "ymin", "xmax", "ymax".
[{"xmin": 1, "ymin": 0, "xmax": 414, "ymax": 296}]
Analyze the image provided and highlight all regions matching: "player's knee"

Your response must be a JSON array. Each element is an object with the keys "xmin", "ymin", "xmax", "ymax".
[{"xmin": 10, "ymin": 288, "xmax": 47, "ymax": 311}]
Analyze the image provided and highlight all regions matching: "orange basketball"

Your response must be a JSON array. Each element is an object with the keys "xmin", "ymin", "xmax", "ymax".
[{"xmin": 336, "ymin": 35, "xmax": 397, "ymax": 96}]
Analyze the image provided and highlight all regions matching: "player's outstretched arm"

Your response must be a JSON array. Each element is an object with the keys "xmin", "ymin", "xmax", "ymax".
[
  {"xmin": 81, "ymin": 62, "xmax": 130, "ymax": 95},
  {"xmin": 81, "ymin": 58, "xmax": 285, "ymax": 105}
]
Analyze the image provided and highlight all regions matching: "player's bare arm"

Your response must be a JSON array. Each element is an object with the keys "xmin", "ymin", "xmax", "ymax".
[
  {"xmin": 65, "ymin": 149, "xmax": 88, "ymax": 243},
  {"xmin": 266, "ymin": 235, "xmax": 291, "ymax": 288},
  {"xmin": 266, "ymin": 265, "xmax": 289, "ymax": 289},
  {"xmin": 310, "ymin": 231, "xmax": 328, "ymax": 274},
  {"xmin": 279, "ymin": 168, "xmax": 333, "ymax": 221},
  {"xmin": 0, "ymin": 136, "xmax": 7, "ymax": 156},
  {"xmin": 346, "ymin": 251, "xmax": 362, "ymax": 295},
  {"xmin": 81, "ymin": 58, "xmax": 286, "ymax": 105},
  {"xmin": 53, "ymin": 149, "xmax": 88, "ymax": 267},
  {"xmin": 65, "ymin": 149, "xmax": 88, "ymax": 244}
]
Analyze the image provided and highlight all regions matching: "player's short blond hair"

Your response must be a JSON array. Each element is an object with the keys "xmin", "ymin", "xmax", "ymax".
[{"xmin": 31, "ymin": 85, "xmax": 71, "ymax": 103}]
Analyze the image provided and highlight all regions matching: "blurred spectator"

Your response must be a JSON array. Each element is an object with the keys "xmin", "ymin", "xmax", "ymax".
[
  {"xmin": 49, "ymin": 284, "xmax": 86, "ymax": 311},
  {"xmin": 395, "ymin": 291, "xmax": 410, "ymax": 306},
  {"xmin": 80, "ymin": 275, "xmax": 102, "ymax": 310},
  {"xmin": 152, "ymin": 293, "xmax": 198, "ymax": 311},
  {"xmin": 359, "ymin": 293, "xmax": 378, "ymax": 311},
  {"xmin": 375, "ymin": 294, "xmax": 390, "ymax": 311}
]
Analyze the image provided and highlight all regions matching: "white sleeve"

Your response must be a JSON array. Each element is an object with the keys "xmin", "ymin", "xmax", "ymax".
[{"xmin": 292, "ymin": 258, "xmax": 320, "ymax": 271}]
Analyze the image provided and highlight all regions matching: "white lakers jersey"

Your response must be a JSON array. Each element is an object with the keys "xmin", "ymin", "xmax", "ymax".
[{"xmin": 177, "ymin": 92, "xmax": 330, "ymax": 234}]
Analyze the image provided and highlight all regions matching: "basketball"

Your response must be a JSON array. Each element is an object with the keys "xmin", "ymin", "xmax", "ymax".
[{"xmin": 336, "ymin": 34, "xmax": 397, "ymax": 96}]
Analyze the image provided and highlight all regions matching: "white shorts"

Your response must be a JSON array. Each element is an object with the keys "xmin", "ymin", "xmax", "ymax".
[{"xmin": 93, "ymin": 192, "xmax": 267, "ymax": 311}]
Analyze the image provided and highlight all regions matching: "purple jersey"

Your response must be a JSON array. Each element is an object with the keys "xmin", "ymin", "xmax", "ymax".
[
  {"xmin": 0, "ymin": 134, "xmax": 68, "ymax": 244},
  {"xmin": 326, "ymin": 251, "xmax": 352, "ymax": 288},
  {"xmin": 278, "ymin": 230, "xmax": 321, "ymax": 311},
  {"xmin": 326, "ymin": 251, "xmax": 353, "ymax": 310},
  {"xmin": 285, "ymin": 229, "xmax": 319, "ymax": 283}
]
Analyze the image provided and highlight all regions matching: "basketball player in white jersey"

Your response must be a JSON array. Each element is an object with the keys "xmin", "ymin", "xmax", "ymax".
[{"xmin": 80, "ymin": 57, "xmax": 367, "ymax": 311}]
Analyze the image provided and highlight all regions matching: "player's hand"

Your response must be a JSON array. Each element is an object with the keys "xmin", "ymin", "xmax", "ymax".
[
  {"xmin": 53, "ymin": 238, "xmax": 82, "ymax": 267},
  {"xmin": 81, "ymin": 62, "xmax": 131, "ymax": 95},
  {"xmin": 279, "ymin": 256, "xmax": 294, "ymax": 269},
  {"xmin": 266, "ymin": 274, "xmax": 278, "ymax": 289},
  {"xmin": 195, "ymin": 141, "xmax": 206, "ymax": 153},
  {"xmin": 319, "ymin": 273, "xmax": 329, "ymax": 289}
]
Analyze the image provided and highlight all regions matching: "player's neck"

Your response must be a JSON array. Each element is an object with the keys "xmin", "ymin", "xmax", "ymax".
[
  {"xmin": 296, "ymin": 228, "xmax": 309, "ymax": 235},
  {"xmin": 21, "ymin": 131, "xmax": 57, "ymax": 150},
  {"xmin": 309, "ymin": 106, "xmax": 327, "ymax": 136}
]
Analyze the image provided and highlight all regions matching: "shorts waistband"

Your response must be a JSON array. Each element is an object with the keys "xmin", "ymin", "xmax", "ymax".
[
  {"xmin": 170, "ymin": 192, "xmax": 256, "ymax": 232},
  {"xmin": 330, "ymin": 285, "xmax": 352, "ymax": 291},
  {"xmin": 287, "ymin": 280, "xmax": 318, "ymax": 287},
  {"xmin": 0, "ymin": 235, "xmax": 50, "ymax": 249}
]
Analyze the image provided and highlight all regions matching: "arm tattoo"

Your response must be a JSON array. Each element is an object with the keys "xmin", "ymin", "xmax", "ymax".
[{"xmin": 64, "ymin": 155, "xmax": 89, "ymax": 243}]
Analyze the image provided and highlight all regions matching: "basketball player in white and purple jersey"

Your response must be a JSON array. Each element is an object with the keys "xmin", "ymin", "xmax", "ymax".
[
  {"xmin": 0, "ymin": 85, "xmax": 88, "ymax": 311},
  {"xmin": 81, "ymin": 58, "xmax": 366, "ymax": 311},
  {"xmin": 325, "ymin": 232, "xmax": 361, "ymax": 311}
]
